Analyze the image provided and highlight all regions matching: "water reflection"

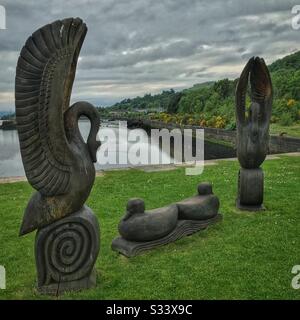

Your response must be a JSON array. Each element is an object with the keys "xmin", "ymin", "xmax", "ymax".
[
  {"xmin": 0, "ymin": 121, "xmax": 173, "ymax": 178},
  {"xmin": 0, "ymin": 121, "xmax": 235, "ymax": 178},
  {"xmin": 0, "ymin": 129, "xmax": 25, "ymax": 177}
]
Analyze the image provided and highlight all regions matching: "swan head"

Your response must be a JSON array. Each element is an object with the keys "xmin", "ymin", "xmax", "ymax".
[
  {"xmin": 123, "ymin": 198, "xmax": 145, "ymax": 221},
  {"xmin": 87, "ymin": 137, "xmax": 101, "ymax": 163}
]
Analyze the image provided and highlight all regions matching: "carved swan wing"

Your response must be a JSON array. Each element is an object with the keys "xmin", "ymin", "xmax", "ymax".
[
  {"xmin": 249, "ymin": 57, "xmax": 273, "ymax": 123},
  {"xmin": 235, "ymin": 57, "xmax": 254, "ymax": 125},
  {"xmin": 15, "ymin": 18, "xmax": 87, "ymax": 196},
  {"xmin": 236, "ymin": 57, "xmax": 272, "ymax": 125}
]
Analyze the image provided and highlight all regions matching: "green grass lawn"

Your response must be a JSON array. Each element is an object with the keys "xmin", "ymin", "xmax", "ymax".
[
  {"xmin": 0, "ymin": 156, "xmax": 300, "ymax": 300},
  {"xmin": 270, "ymin": 123, "xmax": 300, "ymax": 138}
]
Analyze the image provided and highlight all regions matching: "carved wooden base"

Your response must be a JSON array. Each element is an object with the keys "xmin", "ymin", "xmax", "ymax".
[
  {"xmin": 111, "ymin": 214, "xmax": 222, "ymax": 257},
  {"xmin": 37, "ymin": 269, "xmax": 97, "ymax": 295},
  {"xmin": 237, "ymin": 167, "xmax": 264, "ymax": 211},
  {"xmin": 236, "ymin": 199, "xmax": 265, "ymax": 211},
  {"xmin": 35, "ymin": 205, "xmax": 100, "ymax": 295}
]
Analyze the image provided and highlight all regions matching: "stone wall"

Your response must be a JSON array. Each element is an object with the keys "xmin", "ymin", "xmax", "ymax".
[{"xmin": 126, "ymin": 119, "xmax": 300, "ymax": 154}]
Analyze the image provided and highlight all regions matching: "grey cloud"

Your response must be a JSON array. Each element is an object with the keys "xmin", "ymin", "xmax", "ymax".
[{"xmin": 0, "ymin": 0, "xmax": 299, "ymax": 110}]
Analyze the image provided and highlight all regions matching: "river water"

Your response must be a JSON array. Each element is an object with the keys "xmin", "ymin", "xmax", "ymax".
[
  {"xmin": 0, "ymin": 120, "xmax": 235, "ymax": 178},
  {"xmin": 0, "ymin": 121, "xmax": 173, "ymax": 178}
]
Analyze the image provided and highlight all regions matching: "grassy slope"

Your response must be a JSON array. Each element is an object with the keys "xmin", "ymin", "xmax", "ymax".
[
  {"xmin": 0, "ymin": 156, "xmax": 299, "ymax": 300},
  {"xmin": 270, "ymin": 123, "xmax": 300, "ymax": 138}
]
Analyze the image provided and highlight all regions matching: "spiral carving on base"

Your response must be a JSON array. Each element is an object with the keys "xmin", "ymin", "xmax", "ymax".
[{"xmin": 35, "ymin": 205, "xmax": 100, "ymax": 295}]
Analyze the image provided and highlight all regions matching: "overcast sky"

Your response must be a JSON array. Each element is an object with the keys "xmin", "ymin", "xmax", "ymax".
[{"xmin": 0, "ymin": 0, "xmax": 299, "ymax": 111}]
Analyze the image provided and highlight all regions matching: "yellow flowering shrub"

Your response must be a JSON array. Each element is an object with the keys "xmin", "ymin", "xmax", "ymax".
[{"xmin": 287, "ymin": 99, "xmax": 296, "ymax": 108}]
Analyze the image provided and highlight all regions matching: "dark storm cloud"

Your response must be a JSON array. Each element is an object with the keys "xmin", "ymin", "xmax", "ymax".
[{"xmin": 0, "ymin": 0, "xmax": 299, "ymax": 110}]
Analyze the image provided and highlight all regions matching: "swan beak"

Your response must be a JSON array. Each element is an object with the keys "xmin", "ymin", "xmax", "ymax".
[{"xmin": 88, "ymin": 140, "xmax": 101, "ymax": 163}]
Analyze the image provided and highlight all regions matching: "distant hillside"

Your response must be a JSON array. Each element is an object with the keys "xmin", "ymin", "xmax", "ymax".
[
  {"xmin": 0, "ymin": 111, "xmax": 10, "ymax": 117},
  {"xmin": 106, "ymin": 51, "xmax": 300, "ymax": 128},
  {"xmin": 0, "ymin": 111, "xmax": 15, "ymax": 120},
  {"xmin": 269, "ymin": 51, "xmax": 300, "ymax": 72},
  {"xmin": 108, "ymin": 89, "xmax": 176, "ymax": 113},
  {"xmin": 184, "ymin": 81, "xmax": 215, "ymax": 91}
]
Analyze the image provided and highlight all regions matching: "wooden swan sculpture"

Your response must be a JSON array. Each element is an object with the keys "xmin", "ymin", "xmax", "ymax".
[
  {"xmin": 16, "ymin": 18, "xmax": 100, "ymax": 294},
  {"xmin": 236, "ymin": 57, "xmax": 273, "ymax": 169},
  {"xmin": 112, "ymin": 183, "xmax": 222, "ymax": 257},
  {"xmin": 176, "ymin": 183, "xmax": 220, "ymax": 221},
  {"xmin": 235, "ymin": 57, "xmax": 273, "ymax": 210},
  {"xmin": 119, "ymin": 199, "xmax": 178, "ymax": 242},
  {"xmin": 16, "ymin": 18, "xmax": 100, "ymax": 235}
]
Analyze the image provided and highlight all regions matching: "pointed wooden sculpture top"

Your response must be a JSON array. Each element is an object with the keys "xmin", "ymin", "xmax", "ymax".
[{"xmin": 235, "ymin": 57, "xmax": 273, "ymax": 169}]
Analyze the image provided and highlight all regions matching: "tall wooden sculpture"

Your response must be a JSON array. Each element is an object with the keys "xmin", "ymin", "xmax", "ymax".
[
  {"xmin": 15, "ymin": 18, "xmax": 100, "ymax": 294},
  {"xmin": 235, "ymin": 57, "xmax": 273, "ymax": 211}
]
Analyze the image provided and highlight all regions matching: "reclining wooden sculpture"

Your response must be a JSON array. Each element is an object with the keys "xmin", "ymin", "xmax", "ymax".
[
  {"xmin": 15, "ymin": 18, "xmax": 100, "ymax": 294},
  {"xmin": 235, "ymin": 57, "xmax": 273, "ymax": 210},
  {"xmin": 112, "ymin": 183, "xmax": 222, "ymax": 257}
]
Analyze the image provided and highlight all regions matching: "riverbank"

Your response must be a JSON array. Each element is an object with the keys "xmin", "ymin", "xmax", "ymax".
[
  {"xmin": 1, "ymin": 152, "xmax": 294, "ymax": 184},
  {"xmin": 0, "ymin": 120, "xmax": 236, "ymax": 178},
  {"xmin": 0, "ymin": 120, "xmax": 17, "ymax": 130},
  {"xmin": 0, "ymin": 155, "xmax": 299, "ymax": 299}
]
